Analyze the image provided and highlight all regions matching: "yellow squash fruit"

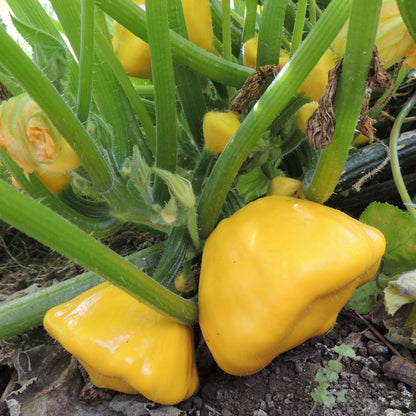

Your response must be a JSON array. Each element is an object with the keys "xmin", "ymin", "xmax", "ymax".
[
  {"xmin": 242, "ymin": 38, "xmax": 338, "ymax": 102},
  {"xmin": 112, "ymin": 0, "xmax": 214, "ymax": 78},
  {"xmin": 242, "ymin": 37, "xmax": 258, "ymax": 68},
  {"xmin": 267, "ymin": 177, "xmax": 305, "ymax": 199},
  {"xmin": 352, "ymin": 133, "xmax": 369, "ymax": 146},
  {"xmin": 295, "ymin": 101, "xmax": 318, "ymax": 134},
  {"xmin": 202, "ymin": 111, "xmax": 240, "ymax": 154},
  {"xmin": 199, "ymin": 196, "xmax": 386, "ymax": 376},
  {"xmin": 44, "ymin": 282, "xmax": 199, "ymax": 405}
]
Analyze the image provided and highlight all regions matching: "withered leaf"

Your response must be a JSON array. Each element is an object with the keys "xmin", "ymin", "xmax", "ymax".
[
  {"xmin": 229, "ymin": 64, "xmax": 281, "ymax": 114},
  {"xmin": 306, "ymin": 59, "xmax": 343, "ymax": 150}
]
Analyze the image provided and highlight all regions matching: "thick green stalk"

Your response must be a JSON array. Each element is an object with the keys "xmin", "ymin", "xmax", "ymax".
[
  {"xmin": 0, "ymin": 28, "xmax": 113, "ymax": 191},
  {"xmin": 290, "ymin": 0, "xmax": 308, "ymax": 55},
  {"xmin": 389, "ymin": 91, "xmax": 416, "ymax": 220},
  {"xmin": 0, "ymin": 180, "xmax": 198, "ymax": 324},
  {"xmin": 397, "ymin": 0, "xmax": 416, "ymax": 43},
  {"xmin": 304, "ymin": 0, "xmax": 382, "ymax": 203},
  {"xmin": 242, "ymin": 0, "xmax": 258, "ymax": 42},
  {"xmin": 168, "ymin": 0, "xmax": 207, "ymax": 149},
  {"xmin": 77, "ymin": 0, "xmax": 94, "ymax": 122},
  {"xmin": 309, "ymin": 0, "xmax": 317, "ymax": 24},
  {"xmin": 146, "ymin": 0, "xmax": 178, "ymax": 204},
  {"xmin": 94, "ymin": 27, "xmax": 156, "ymax": 157},
  {"xmin": 0, "ymin": 150, "xmax": 120, "ymax": 237},
  {"xmin": 95, "ymin": 0, "xmax": 253, "ymax": 87},
  {"xmin": 50, "ymin": 0, "xmax": 137, "ymax": 166},
  {"xmin": 0, "ymin": 242, "xmax": 166, "ymax": 340},
  {"xmin": 197, "ymin": 0, "xmax": 351, "ymax": 239},
  {"xmin": 222, "ymin": 0, "xmax": 232, "ymax": 61},
  {"xmin": 256, "ymin": 0, "xmax": 288, "ymax": 67}
]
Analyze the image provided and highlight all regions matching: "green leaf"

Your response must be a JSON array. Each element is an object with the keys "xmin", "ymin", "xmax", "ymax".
[
  {"xmin": 321, "ymin": 394, "xmax": 336, "ymax": 408},
  {"xmin": 346, "ymin": 272, "xmax": 393, "ymax": 313},
  {"xmin": 327, "ymin": 360, "xmax": 342, "ymax": 373},
  {"xmin": 397, "ymin": 0, "xmax": 416, "ymax": 44},
  {"xmin": 360, "ymin": 202, "xmax": 416, "ymax": 274},
  {"xmin": 336, "ymin": 389, "xmax": 348, "ymax": 403},
  {"xmin": 11, "ymin": 16, "xmax": 68, "ymax": 93},
  {"xmin": 332, "ymin": 344, "xmax": 356, "ymax": 358},
  {"xmin": 315, "ymin": 372, "xmax": 328, "ymax": 383},
  {"xmin": 326, "ymin": 371, "xmax": 339, "ymax": 383},
  {"xmin": 236, "ymin": 168, "xmax": 270, "ymax": 203}
]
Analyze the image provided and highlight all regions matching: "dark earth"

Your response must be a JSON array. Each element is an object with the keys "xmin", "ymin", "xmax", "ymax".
[{"xmin": 1, "ymin": 223, "xmax": 416, "ymax": 416}]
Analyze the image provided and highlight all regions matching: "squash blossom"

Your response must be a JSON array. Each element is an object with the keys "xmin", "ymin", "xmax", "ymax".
[
  {"xmin": 112, "ymin": 0, "xmax": 214, "ymax": 78},
  {"xmin": 332, "ymin": 0, "xmax": 416, "ymax": 69},
  {"xmin": 242, "ymin": 38, "xmax": 339, "ymax": 101},
  {"xmin": 0, "ymin": 93, "xmax": 80, "ymax": 194},
  {"xmin": 199, "ymin": 196, "xmax": 386, "ymax": 376},
  {"xmin": 44, "ymin": 282, "xmax": 199, "ymax": 405}
]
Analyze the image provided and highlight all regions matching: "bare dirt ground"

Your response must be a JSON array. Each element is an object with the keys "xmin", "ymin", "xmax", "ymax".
[{"xmin": 1, "ymin": 223, "xmax": 415, "ymax": 416}]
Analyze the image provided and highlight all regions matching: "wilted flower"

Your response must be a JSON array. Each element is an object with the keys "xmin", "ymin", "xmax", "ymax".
[
  {"xmin": 332, "ymin": 0, "xmax": 416, "ymax": 68},
  {"xmin": 0, "ymin": 93, "xmax": 81, "ymax": 194}
]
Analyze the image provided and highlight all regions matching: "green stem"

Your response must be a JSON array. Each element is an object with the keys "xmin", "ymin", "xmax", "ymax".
[
  {"xmin": 0, "ymin": 150, "xmax": 121, "ymax": 237},
  {"xmin": 77, "ymin": 0, "xmax": 94, "ymax": 122},
  {"xmin": 146, "ymin": 0, "xmax": 178, "ymax": 204},
  {"xmin": 0, "ymin": 180, "xmax": 197, "ymax": 324},
  {"xmin": 309, "ymin": 0, "xmax": 317, "ymax": 24},
  {"xmin": 187, "ymin": 207, "xmax": 201, "ymax": 250},
  {"xmin": 304, "ymin": 0, "xmax": 382, "ymax": 203},
  {"xmin": 389, "ymin": 91, "xmax": 416, "ymax": 220},
  {"xmin": 152, "ymin": 227, "xmax": 189, "ymax": 287},
  {"xmin": 0, "ymin": 25, "xmax": 114, "ymax": 192},
  {"xmin": 95, "ymin": 0, "xmax": 253, "ymax": 87},
  {"xmin": 94, "ymin": 24, "xmax": 156, "ymax": 158},
  {"xmin": 0, "ymin": 242, "xmax": 166, "ymax": 340},
  {"xmin": 290, "ymin": 0, "xmax": 308, "ymax": 55},
  {"xmin": 168, "ymin": 0, "xmax": 207, "ymax": 150},
  {"xmin": 222, "ymin": 0, "xmax": 232, "ymax": 61},
  {"xmin": 50, "ymin": 0, "xmax": 139, "ymax": 167},
  {"xmin": 197, "ymin": 0, "xmax": 352, "ymax": 239},
  {"xmin": 242, "ymin": 0, "xmax": 258, "ymax": 42},
  {"xmin": 256, "ymin": 0, "xmax": 288, "ymax": 67},
  {"xmin": 134, "ymin": 84, "xmax": 155, "ymax": 99}
]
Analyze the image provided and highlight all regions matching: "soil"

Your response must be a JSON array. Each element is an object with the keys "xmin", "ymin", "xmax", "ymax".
[{"xmin": 1, "ymin": 223, "xmax": 416, "ymax": 416}]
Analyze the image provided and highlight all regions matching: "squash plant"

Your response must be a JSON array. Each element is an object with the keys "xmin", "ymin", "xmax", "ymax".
[{"xmin": 0, "ymin": 0, "xmax": 416, "ymax": 405}]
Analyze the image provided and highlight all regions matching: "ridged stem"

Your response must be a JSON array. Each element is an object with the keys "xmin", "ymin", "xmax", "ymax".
[
  {"xmin": 256, "ymin": 0, "xmax": 288, "ymax": 67},
  {"xmin": 242, "ymin": 0, "xmax": 258, "ymax": 42},
  {"xmin": 77, "ymin": 0, "xmax": 94, "ymax": 122},
  {"xmin": 290, "ymin": 0, "xmax": 308, "ymax": 55},
  {"xmin": 304, "ymin": 0, "xmax": 382, "ymax": 203},
  {"xmin": 146, "ymin": 0, "xmax": 178, "ymax": 204}
]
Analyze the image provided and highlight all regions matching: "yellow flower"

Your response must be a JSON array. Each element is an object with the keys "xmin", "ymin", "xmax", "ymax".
[
  {"xmin": 0, "ymin": 93, "xmax": 81, "ymax": 194},
  {"xmin": 332, "ymin": 0, "xmax": 416, "ymax": 68}
]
